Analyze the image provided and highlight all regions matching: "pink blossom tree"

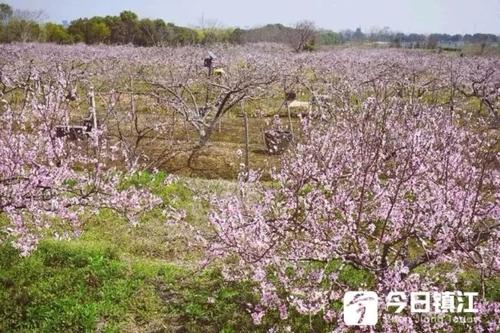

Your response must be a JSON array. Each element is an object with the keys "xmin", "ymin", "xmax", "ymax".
[
  {"xmin": 0, "ymin": 60, "xmax": 161, "ymax": 256},
  {"xmin": 205, "ymin": 97, "xmax": 499, "ymax": 331}
]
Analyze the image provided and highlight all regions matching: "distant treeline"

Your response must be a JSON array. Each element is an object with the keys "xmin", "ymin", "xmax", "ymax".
[
  {"xmin": 341, "ymin": 27, "xmax": 497, "ymax": 44},
  {"xmin": 0, "ymin": 3, "xmax": 498, "ymax": 49}
]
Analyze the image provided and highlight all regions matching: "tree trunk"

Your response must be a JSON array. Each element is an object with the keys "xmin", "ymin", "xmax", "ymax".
[{"xmin": 198, "ymin": 128, "xmax": 211, "ymax": 147}]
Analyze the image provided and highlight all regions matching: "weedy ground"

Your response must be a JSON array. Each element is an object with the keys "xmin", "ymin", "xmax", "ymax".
[
  {"xmin": 0, "ymin": 174, "xmax": 371, "ymax": 332},
  {"xmin": 1, "ymin": 173, "xmax": 498, "ymax": 332}
]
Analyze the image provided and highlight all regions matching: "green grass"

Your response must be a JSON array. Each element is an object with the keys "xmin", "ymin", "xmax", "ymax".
[
  {"xmin": 0, "ymin": 175, "xmax": 270, "ymax": 332},
  {"xmin": 0, "ymin": 240, "xmax": 259, "ymax": 332}
]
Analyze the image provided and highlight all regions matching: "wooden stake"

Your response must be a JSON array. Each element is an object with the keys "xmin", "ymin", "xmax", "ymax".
[
  {"xmin": 242, "ymin": 102, "xmax": 249, "ymax": 177},
  {"xmin": 89, "ymin": 87, "xmax": 98, "ymax": 147},
  {"xmin": 287, "ymin": 102, "xmax": 294, "ymax": 139}
]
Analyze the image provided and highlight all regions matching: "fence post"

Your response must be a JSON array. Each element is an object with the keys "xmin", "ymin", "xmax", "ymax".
[
  {"xmin": 242, "ymin": 102, "xmax": 250, "ymax": 178},
  {"xmin": 89, "ymin": 87, "xmax": 98, "ymax": 147},
  {"xmin": 287, "ymin": 102, "xmax": 294, "ymax": 139}
]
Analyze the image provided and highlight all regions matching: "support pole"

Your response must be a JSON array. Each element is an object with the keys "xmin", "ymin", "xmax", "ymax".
[
  {"xmin": 242, "ymin": 102, "xmax": 249, "ymax": 178},
  {"xmin": 89, "ymin": 87, "xmax": 98, "ymax": 147},
  {"xmin": 287, "ymin": 102, "xmax": 294, "ymax": 139}
]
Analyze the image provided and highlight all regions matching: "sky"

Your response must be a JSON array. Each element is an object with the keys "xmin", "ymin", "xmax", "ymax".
[{"xmin": 7, "ymin": 0, "xmax": 500, "ymax": 34}]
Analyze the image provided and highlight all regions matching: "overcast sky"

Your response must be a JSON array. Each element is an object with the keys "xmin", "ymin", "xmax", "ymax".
[{"xmin": 7, "ymin": 0, "xmax": 500, "ymax": 34}]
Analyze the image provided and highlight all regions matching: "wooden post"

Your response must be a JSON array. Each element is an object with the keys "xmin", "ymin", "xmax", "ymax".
[
  {"xmin": 91, "ymin": 91, "xmax": 97, "ymax": 130},
  {"xmin": 89, "ymin": 87, "xmax": 98, "ymax": 147},
  {"xmin": 242, "ymin": 102, "xmax": 249, "ymax": 177},
  {"xmin": 171, "ymin": 109, "xmax": 176, "ymax": 141},
  {"xmin": 287, "ymin": 102, "xmax": 294, "ymax": 139},
  {"xmin": 130, "ymin": 76, "xmax": 135, "ymax": 115}
]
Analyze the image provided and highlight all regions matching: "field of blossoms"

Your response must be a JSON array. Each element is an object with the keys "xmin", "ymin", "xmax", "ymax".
[{"xmin": 0, "ymin": 43, "xmax": 498, "ymax": 332}]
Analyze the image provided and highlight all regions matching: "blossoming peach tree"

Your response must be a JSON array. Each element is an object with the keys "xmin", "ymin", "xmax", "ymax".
[
  {"xmin": 204, "ymin": 97, "xmax": 499, "ymax": 332},
  {"xmin": 0, "ymin": 62, "xmax": 161, "ymax": 256}
]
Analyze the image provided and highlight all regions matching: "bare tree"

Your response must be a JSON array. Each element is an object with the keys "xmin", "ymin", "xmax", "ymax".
[
  {"xmin": 148, "ymin": 54, "xmax": 279, "ymax": 148},
  {"xmin": 4, "ymin": 8, "xmax": 46, "ymax": 42},
  {"xmin": 290, "ymin": 20, "xmax": 317, "ymax": 52},
  {"xmin": 13, "ymin": 8, "xmax": 46, "ymax": 22}
]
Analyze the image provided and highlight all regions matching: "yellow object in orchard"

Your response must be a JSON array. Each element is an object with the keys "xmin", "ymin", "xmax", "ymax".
[{"xmin": 213, "ymin": 68, "xmax": 226, "ymax": 76}]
